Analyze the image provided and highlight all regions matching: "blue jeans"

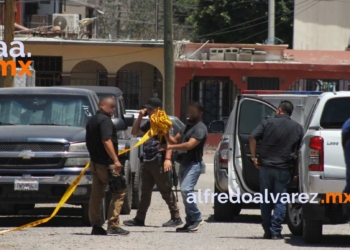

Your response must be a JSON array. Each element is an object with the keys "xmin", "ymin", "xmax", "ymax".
[
  {"xmin": 259, "ymin": 167, "xmax": 291, "ymax": 235},
  {"xmin": 178, "ymin": 161, "xmax": 203, "ymax": 224}
]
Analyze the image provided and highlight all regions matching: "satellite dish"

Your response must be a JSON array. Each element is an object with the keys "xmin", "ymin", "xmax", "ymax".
[{"xmin": 53, "ymin": 16, "xmax": 67, "ymax": 30}]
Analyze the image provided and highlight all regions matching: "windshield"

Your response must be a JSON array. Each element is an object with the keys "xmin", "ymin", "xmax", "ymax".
[
  {"xmin": 320, "ymin": 97, "xmax": 350, "ymax": 129},
  {"xmin": 0, "ymin": 95, "xmax": 93, "ymax": 127}
]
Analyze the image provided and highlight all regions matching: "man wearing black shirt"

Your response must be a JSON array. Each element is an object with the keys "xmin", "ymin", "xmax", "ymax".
[
  {"xmin": 86, "ymin": 96, "xmax": 129, "ymax": 236},
  {"xmin": 249, "ymin": 100, "xmax": 304, "ymax": 240},
  {"xmin": 164, "ymin": 102, "xmax": 208, "ymax": 233}
]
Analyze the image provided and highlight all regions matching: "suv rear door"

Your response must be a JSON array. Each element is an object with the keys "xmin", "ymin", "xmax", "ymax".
[{"xmin": 230, "ymin": 96, "xmax": 277, "ymax": 193}]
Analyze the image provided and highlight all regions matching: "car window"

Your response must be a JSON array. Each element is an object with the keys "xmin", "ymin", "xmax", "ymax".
[
  {"xmin": 304, "ymin": 98, "xmax": 320, "ymax": 130},
  {"xmin": 0, "ymin": 95, "xmax": 93, "ymax": 127},
  {"xmin": 320, "ymin": 97, "xmax": 350, "ymax": 129},
  {"xmin": 238, "ymin": 99, "xmax": 276, "ymax": 134}
]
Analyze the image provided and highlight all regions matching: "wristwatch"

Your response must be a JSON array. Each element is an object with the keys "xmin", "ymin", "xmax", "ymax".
[{"xmin": 251, "ymin": 156, "xmax": 257, "ymax": 161}]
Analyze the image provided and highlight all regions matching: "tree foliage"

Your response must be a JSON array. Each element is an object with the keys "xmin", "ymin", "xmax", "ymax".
[{"xmin": 187, "ymin": 0, "xmax": 294, "ymax": 46}]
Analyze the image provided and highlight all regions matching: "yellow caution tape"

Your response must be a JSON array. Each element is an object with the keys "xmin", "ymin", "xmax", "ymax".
[{"xmin": 0, "ymin": 108, "xmax": 172, "ymax": 235}]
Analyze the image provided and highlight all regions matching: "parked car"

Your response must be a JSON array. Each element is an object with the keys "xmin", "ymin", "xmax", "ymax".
[
  {"xmin": 209, "ymin": 90, "xmax": 321, "ymax": 223},
  {"xmin": 0, "ymin": 87, "xmax": 130, "ymax": 225},
  {"xmin": 286, "ymin": 91, "xmax": 350, "ymax": 243},
  {"xmin": 58, "ymin": 86, "xmax": 135, "ymax": 213}
]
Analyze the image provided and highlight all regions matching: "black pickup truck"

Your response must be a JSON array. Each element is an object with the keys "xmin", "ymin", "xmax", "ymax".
[
  {"xmin": 0, "ymin": 87, "xmax": 131, "ymax": 225},
  {"xmin": 59, "ymin": 86, "xmax": 135, "ymax": 213}
]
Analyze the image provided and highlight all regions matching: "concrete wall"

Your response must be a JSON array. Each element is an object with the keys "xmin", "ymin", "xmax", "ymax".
[
  {"xmin": 294, "ymin": 0, "xmax": 350, "ymax": 50},
  {"xmin": 65, "ymin": 4, "xmax": 87, "ymax": 19}
]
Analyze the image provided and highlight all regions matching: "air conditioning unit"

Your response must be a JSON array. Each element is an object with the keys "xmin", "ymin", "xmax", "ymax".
[{"xmin": 52, "ymin": 14, "xmax": 79, "ymax": 32}]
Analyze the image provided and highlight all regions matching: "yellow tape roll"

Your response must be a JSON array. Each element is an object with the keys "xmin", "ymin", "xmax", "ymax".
[{"xmin": 0, "ymin": 109, "xmax": 172, "ymax": 235}]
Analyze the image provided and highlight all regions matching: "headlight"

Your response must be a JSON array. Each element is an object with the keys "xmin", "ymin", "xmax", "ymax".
[
  {"xmin": 65, "ymin": 142, "xmax": 90, "ymax": 166},
  {"xmin": 68, "ymin": 142, "xmax": 88, "ymax": 152}
]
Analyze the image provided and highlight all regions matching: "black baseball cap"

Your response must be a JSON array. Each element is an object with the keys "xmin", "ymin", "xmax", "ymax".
[{"xmin": 143, "ymin": 97, "xmax": 162, "ymax": 109}]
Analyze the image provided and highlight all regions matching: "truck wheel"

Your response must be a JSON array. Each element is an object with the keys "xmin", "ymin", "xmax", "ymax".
[
  {"xmin": 121, "ymin": 160, "xmax": 132, "ymax": 215},
  {"xmin": 19, "ymin": 204, "xmax": 35, "ymax": 210},
  {"xmin": 132, "ymin": 158, "xmax": 142, "ymax": 209},
  {"xmin": 214, "ymin": 186, "xmax": 238, "ymax": 221},
  {"xmin": 303, "ymin": 219, "xmax": 323, "ymax": 244},
  {"xmin": 286, "ymin": 203, "xmax": 303, "ymax": 235},
  {"xmin": 81, "ymin": 203, "xmax": 90, "ymax": 226},
  {"xmin": 82, "ymin": 198, "xmax": 108, "ymax": 226},
  {"xmin": 0, "ymin": 204, "xmax": 19, "ymax": 215}
]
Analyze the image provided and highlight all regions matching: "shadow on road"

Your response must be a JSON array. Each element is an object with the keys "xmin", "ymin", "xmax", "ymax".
[
  {"xmin": 0, "ymin": 207, "xmax": 86, "ymax": 228},
  {"xmin": 215, "ymin": 234, "xmax": 350, "ymax": 247},
  {"xmin": 205, "ymin": 213, "xmax": 262, "ymax": 224},
  {"xmin": 284, "ymin": 234, "xmax": 350, "ymax": 248}
]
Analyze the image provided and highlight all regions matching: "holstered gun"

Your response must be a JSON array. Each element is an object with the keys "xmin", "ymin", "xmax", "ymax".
[{"xmin": 107, "ymin": 165, "xmax": 126, "ymax": 192}]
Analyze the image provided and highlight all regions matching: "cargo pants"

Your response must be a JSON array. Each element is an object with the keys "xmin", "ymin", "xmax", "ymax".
[
  {"xmin": 89, "ymin": 162, "xmax": 126, "ymax": 229},
  {"xmin": 135, "ymin": 158, "xmax": 180, "ymax": 221}
]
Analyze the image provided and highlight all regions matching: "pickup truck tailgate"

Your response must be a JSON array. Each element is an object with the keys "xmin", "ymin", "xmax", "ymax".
[{"xmin": 321, "ymin": 130, "xmax": 346, "ymax": 179}]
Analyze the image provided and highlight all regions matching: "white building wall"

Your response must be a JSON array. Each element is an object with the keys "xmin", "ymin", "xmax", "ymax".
[{"xmin": 293, "ymin": 0, "xmax": 350, "ymax": 50}]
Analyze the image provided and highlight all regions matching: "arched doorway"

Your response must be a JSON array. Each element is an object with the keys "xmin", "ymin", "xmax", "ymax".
[
  {"xmin": 116, "ymin": 62, "xmax": 163, "ymax": 110},
  {"xmin": 71, "ymin": 60, "xmax": 108, "ymax": 86}
]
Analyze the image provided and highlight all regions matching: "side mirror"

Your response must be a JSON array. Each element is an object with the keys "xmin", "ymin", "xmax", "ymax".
[
  {"xmin": 209, "ymin": 120, "xmax": 225, "ymax": 133},
  {"xmin": 112, "ymin": 118, "xmax": 126, "ymax": 131},
  {"xmin": 124, "ymin": 114, "xmax": 134, "ymax": 127}
]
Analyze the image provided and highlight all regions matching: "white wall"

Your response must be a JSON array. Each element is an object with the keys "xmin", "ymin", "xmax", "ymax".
[
  {"xmin": 65, "ymin": 4, "xmax": 87, "ymax": 19},
  {"xmin": 293, "ymin": 0, "xmax": 350, "ymax": 50}
]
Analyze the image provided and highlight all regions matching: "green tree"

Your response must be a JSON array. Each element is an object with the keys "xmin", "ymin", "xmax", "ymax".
[{"xmin": 187, "ymin": 0, "xmax": 294, "ymax": 46}]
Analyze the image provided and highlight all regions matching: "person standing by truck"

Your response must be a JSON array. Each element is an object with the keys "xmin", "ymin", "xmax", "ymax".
[
  {"xmin": 164, "ymin": 102, "xmax": 208, "ymax": 232},
  {"xmin": 123, "ymin": 97, "xmax": 183, "ymax": 227},
  {"xmin": 342, "ymin": 118, "xmax": 350, "ymax": 222},
  {"xmin": 249, "ymin": 100, "xmax": 304, "ymax": 240},
  {"xmin": 86, "ymin": 96, "xmax": 130, "ymax": 236}
]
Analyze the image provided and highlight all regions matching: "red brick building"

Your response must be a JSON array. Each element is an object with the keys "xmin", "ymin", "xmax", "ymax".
[{"xmin": 174, "ymin": 43, "xmax": 350, "ymax": 147}]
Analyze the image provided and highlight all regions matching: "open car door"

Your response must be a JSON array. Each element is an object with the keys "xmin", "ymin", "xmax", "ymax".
[{"xmin": 229, "ymin": 96, "xmax": 277, "ymax": 194}]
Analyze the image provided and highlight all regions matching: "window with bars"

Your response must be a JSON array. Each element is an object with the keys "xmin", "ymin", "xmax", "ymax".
[
  {"xmin": 116, "ymin": 70, "xmax": 142, "ymax": 109},
  {"xmin": 16, "ymin": 56, "xmax": 63, "ymax": 86},
  {"xmin": 288, "ymin": 79, "xmax": 350, "ymax": 91},
  {"xmin": 182, "ymin": 77, "xmax": 236, "ymax": 127}
]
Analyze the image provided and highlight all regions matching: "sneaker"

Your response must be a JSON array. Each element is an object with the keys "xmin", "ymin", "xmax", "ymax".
[
  {"xmin": 271, "ymin": 233, "xmax": 284, "ymax": 240},
  {"xmin": 107, "ymin": 227, "xmax": 130, "ymax": 235},
  {"xmin": 162, "ymin": 218, "xmax": 183, "ymax": 227},
  {"xmin": 123, "ymin": 218, "xmax": 145, "ymax": 227},
  {"xmin": 91, "ymin": 226, "xmax": 107, "ymax": 235},
  {"xmin": 176, "ymin": 223, "xmax": 191, "ymax": 232},
  {"xmin": 187, "ymin": 220, "xmax": 204, "ymax": 231}
]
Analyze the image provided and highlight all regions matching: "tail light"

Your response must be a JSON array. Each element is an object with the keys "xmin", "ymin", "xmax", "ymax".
[
  {"xmin": 219, "ymin": 141, "xmax": 229, "ymax": 168},
  {"xmin": 309, "ymin": 136, "xmax": 324, "ymax": 171}
]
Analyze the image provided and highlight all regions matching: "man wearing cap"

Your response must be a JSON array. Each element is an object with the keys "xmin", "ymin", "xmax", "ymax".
[{"xmin": 123, "ymin": 98, "xmax": 183, "ymax": 227}]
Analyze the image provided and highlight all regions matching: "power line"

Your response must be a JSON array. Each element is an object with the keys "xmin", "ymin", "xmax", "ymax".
[
  {"xmin": 234, "ymin": 0, "xmax": 320, "ymax": 43},
  {"xmin": 196, "ymin": 0, "xmax": 313, "ymax": 38}
]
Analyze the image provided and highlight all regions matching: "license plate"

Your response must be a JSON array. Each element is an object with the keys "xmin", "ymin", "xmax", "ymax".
[{"xmin": 14, "ymin": 179, "xmax": 39, "ymax": 191}]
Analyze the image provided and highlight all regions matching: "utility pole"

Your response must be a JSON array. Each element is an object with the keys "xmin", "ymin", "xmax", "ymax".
[
  {"xmin": 267, "ymin": 0, "xmax": 275, "ymax": 45},
  {"xmin": 155, "ymin": 0, "xmax": 159, "ymax": 41},
  {"xmin": 163, "ymin": 0, "xmax": 174, "ymax": 115},
  {"xmin": 3, "ymin": 0, "xmax": 16, "ymax": 87}
]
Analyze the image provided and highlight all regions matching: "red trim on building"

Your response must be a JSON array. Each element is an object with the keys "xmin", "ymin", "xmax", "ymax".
[{"xmin": 175, "ymin": 46, "xmax": 350, "ymax": 146}]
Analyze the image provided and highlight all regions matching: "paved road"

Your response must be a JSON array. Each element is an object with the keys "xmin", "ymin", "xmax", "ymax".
[{"xmin": 1, "ymin": 153, "xmax": 349, "ymax": 249}]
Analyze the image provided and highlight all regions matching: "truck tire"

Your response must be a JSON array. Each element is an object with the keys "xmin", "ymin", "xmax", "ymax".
[
  {"xmin": 214, "ymin": 186, "xmax": 241, "ymax": 221},
  {"xmin": 286, "ymin": 203, "xmax": 303, "ymax": 235},
  {"xmin": 82, "ymin": 198, "xmax": 107, "ymax": 226},
  {"xmin": 303, "ymin": 219, "xmax": 323, "ymax": 244},
  {"xmin": 0, "ymin": 204, "xmax": 19, "ymax": 215},
  {"xmin": 81, "ymin": 203, "xmax": 90, "ymax": 226},
  {"xmin": 132, "ymin": 158, "xmax": 142, "ymax": 209},
  {"xmin": 121, "ymin": 160, "xmax": 132, "ymax": 215}
]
